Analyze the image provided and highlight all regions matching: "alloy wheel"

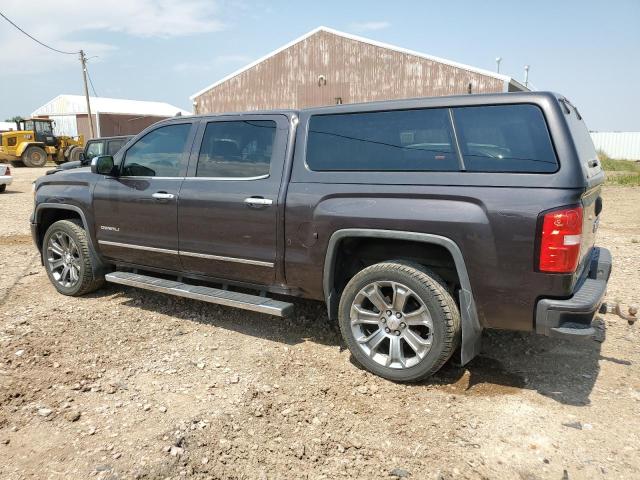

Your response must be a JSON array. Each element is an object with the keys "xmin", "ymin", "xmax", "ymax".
[
  {"xmin": 350, "ymin": 280, "xmax": 434, "ymax": 369},
  {"xmin": 47, "ymin": 231, "xmax": 81, "ymax": 288}
]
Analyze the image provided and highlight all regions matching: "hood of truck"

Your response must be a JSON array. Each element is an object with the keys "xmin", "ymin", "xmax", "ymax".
[{"xmin": 35, "ymin": 166, "xmax": 94, "ymax": 189}]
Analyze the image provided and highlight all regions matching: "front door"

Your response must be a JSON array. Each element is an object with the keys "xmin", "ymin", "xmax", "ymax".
[
  {"xmin": 93, "ymin": 122, "xmax": 195, "ymax": 270},
  {"xmin": 178, "ymin": 115, "xmax": 289, "ymax": 286}
]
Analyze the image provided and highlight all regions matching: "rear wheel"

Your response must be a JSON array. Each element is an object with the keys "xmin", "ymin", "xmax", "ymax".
[
  {"xmin": 338, "ymin": 260, "xmax": 461, "ymax": 382},
  {"xmin": 0, "ymin": 184, "xmax": 6, "ymax": 193},
  {"xmin": 22, "ymin": 146, "xmax": 47, "ymax": 167},
  {"xmin": 43, "ymin": 219, "xmax": 104, "ymax": 296}
]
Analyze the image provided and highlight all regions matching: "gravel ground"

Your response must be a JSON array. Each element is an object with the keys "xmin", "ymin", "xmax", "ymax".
[{"xmin": 0, "ymin": 166, "xmax": 639, "ymax": 480}]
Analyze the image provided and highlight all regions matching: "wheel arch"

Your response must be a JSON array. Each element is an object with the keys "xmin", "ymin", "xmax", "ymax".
[
  {"xmin": 323, "ymin": 228, "xmax": 482, "ymax": 365},
  {"xmin": 17, "ymin": 142, "xmax": 46, "ymax": 157},
  {"xmin": 35, "ymin": 203, "xmax": 110, "ymax": 277}
]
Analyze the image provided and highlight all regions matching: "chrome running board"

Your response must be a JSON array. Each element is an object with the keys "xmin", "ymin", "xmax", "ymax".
[{"xmin": 105, "ymin": 271, "xmax": 293, "ymax": 317}]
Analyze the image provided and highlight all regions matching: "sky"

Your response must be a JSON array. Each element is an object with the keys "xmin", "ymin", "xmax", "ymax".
[{"xmin": 0, "ymin": 0, "xmax": 638, "ymax": 131}]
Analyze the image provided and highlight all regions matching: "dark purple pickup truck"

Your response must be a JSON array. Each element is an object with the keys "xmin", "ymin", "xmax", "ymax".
[{"xmin": 31, "ymin": 92, "xmax": 611, "ymax": 382}]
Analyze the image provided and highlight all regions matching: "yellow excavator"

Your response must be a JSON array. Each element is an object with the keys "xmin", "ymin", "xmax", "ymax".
[{"xmin": 0, "ymin": 118, "xmax": 84, "ymax": 167}]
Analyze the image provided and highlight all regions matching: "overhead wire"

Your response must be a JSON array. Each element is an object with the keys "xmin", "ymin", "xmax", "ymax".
[
  {"xmin": 85, "ymin": 63, "xmax": 99, "ymax": 97},
  {"xmin": 0, "ymin": 11, "xmax": 78, "ymax": 55}
]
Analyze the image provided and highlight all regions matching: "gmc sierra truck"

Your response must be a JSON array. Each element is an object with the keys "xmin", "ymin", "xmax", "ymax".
[{"xmin": 31, "ymin": 92, "xmax": 611, "ymax": 382}]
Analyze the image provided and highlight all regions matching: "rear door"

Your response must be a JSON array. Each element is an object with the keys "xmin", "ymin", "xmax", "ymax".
[
  {"xmin": 93, "ymin": 122, "xmax": 195, "ymax": 270},
  {"xmin": 177, "ymin": 115, "xmax": 289, "ymax": 285}
]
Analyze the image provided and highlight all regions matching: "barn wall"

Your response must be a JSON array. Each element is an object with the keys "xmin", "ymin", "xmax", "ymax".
[
  {"xmin": 194, "ymin": 30, "xmax": 505, "ymax": 114},
  {"xmin": 76, "ymin": 114, "xmax": 96, "ymax": 140},
  {"xmin": 97, "ymin": 114, "xmax": 169, "ymax": 137},
  {"xmin": 76, "ymin": 114, "xmax": 170, "ymax": 140}
]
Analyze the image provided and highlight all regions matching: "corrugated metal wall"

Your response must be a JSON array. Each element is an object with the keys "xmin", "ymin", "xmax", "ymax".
[
  {"xmin": 591, "ymin": 132, "xmax": 640, "ymax": 160},
  {"xmin": 76, "ymin": 114, "xmax": 170, "ymax": 139},
  {"xmin": 48, "ymin": 115, "xmax": 78, "ymax": 137},
  {"xmin": 194, "ymin": 30, "xmax": 505, "ymax": 114}
]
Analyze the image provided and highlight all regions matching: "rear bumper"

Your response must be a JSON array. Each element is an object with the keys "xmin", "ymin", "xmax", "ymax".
[
  {"xmin": 535, "ymin": 247, "xmax": 612, "ymax": 339},
  {"xmin": 0, "ymin": 174, "xmax": 12, "ymax": 185}
]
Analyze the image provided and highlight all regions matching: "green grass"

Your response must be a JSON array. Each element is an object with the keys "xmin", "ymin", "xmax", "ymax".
[
  {"xmin": 598, "ymin": 150, "xmax": 640, "ymax": 186},
  {"xmin": 600, "ymin": 157, "xmax": 640, "ymax": 172},
  {"xmin": 606, "ymin": 173, "xmax": 640, "ymax": 186}
]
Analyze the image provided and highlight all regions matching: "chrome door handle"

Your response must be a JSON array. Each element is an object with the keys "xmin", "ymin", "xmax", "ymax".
[
  {"xmin": 152, "ymin": 192, "xmax": 175, "ymax": 200},
  {"xmin": 244, "ymin": 197, "xmax": 273, "ymax": 206}
]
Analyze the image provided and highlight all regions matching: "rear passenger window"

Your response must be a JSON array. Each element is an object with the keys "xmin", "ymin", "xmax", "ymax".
[
  {"xmin": 306, "ymin": 108, "xmax": 459, "ymax": 171},
  {"xmin": 107, "ymin": 139, "xmax": 127, "ymax": 156},
  {"xmin": 453, "ymin": 105, "xmax": 558, "ymax": 173},
  {"xmin": 197, "ymin": 120, "xmax": 276, "ymax": 178}
]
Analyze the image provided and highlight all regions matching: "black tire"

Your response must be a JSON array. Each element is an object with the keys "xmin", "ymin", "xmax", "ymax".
[
  {"xmin": 68, "ymin": 146, "xmax": 82, "ymax": 162},
  {"xmin": 338, "ymin": 260, "xmax": 461, "ymax": 382},
  {"xmin": 22, "ymin": 145, "xmax": 48, "ymax": 167},
  {"xmin": 42, "ymin": 219, "xmax": 105, "ymax": 296},
  {"xmin": 0, "ymin": 184, "xmax": 6, "ymax": 193}
]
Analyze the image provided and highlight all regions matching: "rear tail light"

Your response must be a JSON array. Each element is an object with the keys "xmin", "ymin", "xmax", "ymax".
[
  {"xmin": 5, "ymin": 166, "xmax": 10, "ymax": 176},
  {"xmin": 538, "ymin": 206, "xmax": 583, "ymax": 273}
]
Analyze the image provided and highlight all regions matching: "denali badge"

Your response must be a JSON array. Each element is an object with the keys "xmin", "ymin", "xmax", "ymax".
[{"xmin": 100, "ymin": 225, "xmax": 120, "ymax": 232}]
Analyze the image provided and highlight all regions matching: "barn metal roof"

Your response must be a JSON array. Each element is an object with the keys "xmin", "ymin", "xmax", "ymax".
[
  {"xmin": 32, "ymin": 94, "xmax": 191, "ymax": 117},
  {"xmin": 190, "ymin": 26, "xmax": 527, "ymax": 100}
]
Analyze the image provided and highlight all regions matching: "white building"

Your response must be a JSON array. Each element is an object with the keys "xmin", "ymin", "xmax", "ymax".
[
  {"xmin": 32, "ymin": 94, "xmax": 190, "ymax": 139},
  {"xmin": 0, "ymin": 121, "xmax": 17, "ymax": 131},
  {"xmin": 590, "ymin": 132, "xmax": 640, "ymax": 160}
]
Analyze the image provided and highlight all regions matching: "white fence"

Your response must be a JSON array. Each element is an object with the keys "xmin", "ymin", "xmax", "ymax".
[{"xmin": 590, "ymin": 132, "xmax": 640, "ymax": 160}]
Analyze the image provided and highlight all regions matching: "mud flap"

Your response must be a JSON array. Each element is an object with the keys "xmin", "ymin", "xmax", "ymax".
[{"xmin": 459, "ymin": 289, "xmax": 483, "ymax": 365}]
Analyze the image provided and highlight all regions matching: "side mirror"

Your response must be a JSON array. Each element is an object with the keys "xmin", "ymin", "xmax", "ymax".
[
  {"xmin": 79, "ymin": 152, "xmax": 85, "ymax": 162},
  {"xmin": 91, "ymin": 155, "xmax": 116, "ymax": 176}
]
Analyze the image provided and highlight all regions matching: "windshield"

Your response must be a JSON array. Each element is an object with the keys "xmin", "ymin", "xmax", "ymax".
[{"xmin": 35, "ymin": 121, "xmax": 53, "ymax": 135}]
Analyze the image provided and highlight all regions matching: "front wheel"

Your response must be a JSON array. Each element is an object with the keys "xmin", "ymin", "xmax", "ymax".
[
  {"xmin": 22, "ymin": 145, "xmax": 48, "ymax": 167},
  {"xmin": 338, "ymin": 261, "xmax": 461, "ymax": 382},
  {"xmin": 42, "ymin": 219, "xmax": 104, "ymax": 296}
]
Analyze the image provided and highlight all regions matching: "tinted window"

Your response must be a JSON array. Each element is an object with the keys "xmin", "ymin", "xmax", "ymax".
[
  {"xmin": 453, "ymin": 105, "xmax": 558, "ymax": 173},
  {"xmin": 107, "ymin": 139, "xmax": 127, "ymax": 156},
  {"xmin": 196, "ymin": 120, "xmax": 276, "ymax": 178},
  {"xmin": 122, "ymin": 124, "xmax": 191, "ymax": 177},
  {"xmin": 306, "ymin": 108, "xmax": 458, "ymax": 171},
  {"xmin": 85, "ymin": 141, "xmax": 104, "ymax": 160}
]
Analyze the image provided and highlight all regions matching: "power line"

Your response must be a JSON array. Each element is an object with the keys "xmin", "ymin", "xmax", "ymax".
[
  {"xmin": 85, "ymin": 63, "xmax": 99, "ymax": 97},
  {"xmin": 0, "ymin": 11, "xmax": 78, "ymax": 55}
]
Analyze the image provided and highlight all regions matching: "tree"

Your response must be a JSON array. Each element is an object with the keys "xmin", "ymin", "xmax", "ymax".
[{"xmin": 5, "ymin": 115, "xmax": 24, "ymax": 123}]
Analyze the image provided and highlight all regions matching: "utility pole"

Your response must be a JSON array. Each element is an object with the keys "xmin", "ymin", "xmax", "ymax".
[
  {"xmin": 79, "ymin": 49, "xmax": 95, "ymax": 139},
  {"xmin": 524, "ymin": 65, "xmax": 530, "ymax": 88}
]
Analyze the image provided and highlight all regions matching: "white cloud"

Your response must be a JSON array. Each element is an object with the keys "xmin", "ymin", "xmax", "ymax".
[
  {"xmin": 173, "ymin": 54, "xmax": 252, "ymax": 74},
  {"xmin": 349, "ymin": 21, "xmax": 391, "ymax": 32},
  {"xmin": 0, "ymin": 0, "xmax": 227, "ymax": 76}
]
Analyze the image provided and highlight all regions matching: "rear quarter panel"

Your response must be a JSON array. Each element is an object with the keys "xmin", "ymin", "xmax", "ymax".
[{"xmin": 285, "ymin": 184, "xmax": 582, "ymax": 331}]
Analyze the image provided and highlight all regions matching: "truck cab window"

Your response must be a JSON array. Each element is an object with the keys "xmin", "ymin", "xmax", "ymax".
[
  {"xmin": 107, "ymin": 139, "xmax": 126, "ymax": 156},
  {"xmin": 121, "ymin": 124, "xmax": 191, "ymax": 177},
  {"xmin": 196, "ymin": 120, "xmax": 276, "ymax": 178},
  {"xmin": 85, "ymin": 141, "xmax": 104, "ymax": 161}
]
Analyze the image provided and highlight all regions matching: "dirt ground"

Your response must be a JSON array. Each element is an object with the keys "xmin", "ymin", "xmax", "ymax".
[{"xmin": 0, "ymin": 166, "xmax": 638, "ymax": 480}]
